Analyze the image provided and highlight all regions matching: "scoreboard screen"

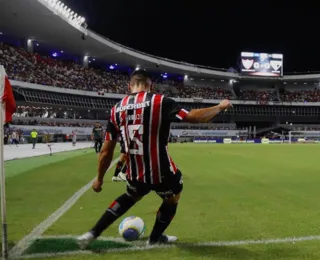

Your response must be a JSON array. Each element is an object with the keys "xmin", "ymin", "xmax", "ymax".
[{"xmin": 241, "ymin": 52, "xmax": 283, "ymax": 77}]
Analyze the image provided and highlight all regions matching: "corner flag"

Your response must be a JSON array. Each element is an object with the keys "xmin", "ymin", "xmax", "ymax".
[
  {"xmin": 0, "ymin": 67, "xmax": 16, "ymax": 123},
  {"xmin": 0, "ymin": 65, "xmax": 16, "ymax": 260}
]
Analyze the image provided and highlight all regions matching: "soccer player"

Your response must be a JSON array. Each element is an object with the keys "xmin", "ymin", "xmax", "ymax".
[
  {"xmin": 112, "ymin": 139, "xmax": 127, "ymax": 182},
  {"xmin": 11, "ymin": 130, "xmax": 19, "ymax": 147},
  {"xmin": 91, "ymin": 122, "xmax": 104, "ymax": 154},
  {"xmin": 72, "ymin": 130, "xmax": 77, "ymax": 147},
  {"xmin": 77, "ymin": 70, "xmax": 232, "ymax": 249}
]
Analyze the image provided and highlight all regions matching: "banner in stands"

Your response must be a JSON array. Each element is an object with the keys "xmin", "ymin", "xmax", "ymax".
[
  {"xmin": 171, "ymin": 130, "xmax": 247, "ymax": 137},
  {"xmin": 11, "ymin": 125, "xmax": 93, "ymax": 135},
  {"xmin": 223, "ymin": 138, "xmax": 232, "ymax": 144},
  {"xmin": 194, "ymin": 137, "xmax": 287, "ymax": 144}
]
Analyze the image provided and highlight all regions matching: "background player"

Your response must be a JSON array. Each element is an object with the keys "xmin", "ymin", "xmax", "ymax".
[
  {"xmin": 91, "ymin": 122, "xmax": 103, "ymax": 154},
  {"xmin": 77, "ymin": 70, "xmax": 232, "ymax": 249}
]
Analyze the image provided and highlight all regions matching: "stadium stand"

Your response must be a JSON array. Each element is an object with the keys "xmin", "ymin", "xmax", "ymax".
[
  {"xmin": 2, "ymin": 35, "xmax": 320, "ymax": 145},
  {"xmin": 238, "ymin": 90, "xmax": 280, "ymax": 102},
  {"xmin": 0, "ymin": 43, "xmax": 281, "ymax": 102},
  {"xmin": 3, "ymin": 41, "xmax": 320, "ymax": 103},
  {"xmin": 280, "ymin": 89, "xmax": 320, "ymax": 102}
]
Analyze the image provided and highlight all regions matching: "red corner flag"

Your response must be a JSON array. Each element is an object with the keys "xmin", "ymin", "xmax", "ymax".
[{"xmin": 0, "ymin": 67, "xmax": 16, "ymax": 123}]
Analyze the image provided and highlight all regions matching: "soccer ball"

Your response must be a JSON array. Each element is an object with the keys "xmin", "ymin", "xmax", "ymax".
[{"xmin": 119, "ymin": 216, "xmax": 146, "ymax": 241}]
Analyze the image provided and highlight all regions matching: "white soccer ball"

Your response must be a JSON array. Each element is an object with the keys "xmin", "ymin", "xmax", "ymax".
[{"xmin": 119, "ymin": 216, "xmax": 146, "ymax": 241}]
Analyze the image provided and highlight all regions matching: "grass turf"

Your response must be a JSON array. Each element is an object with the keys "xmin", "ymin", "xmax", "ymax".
[
  {"xmin": 4, "ymin": 144, "xmax": 320, "ymax": 259},
  {"xmin": 3, "ymin": 148, "xmax": 100, "ymax": 244}
]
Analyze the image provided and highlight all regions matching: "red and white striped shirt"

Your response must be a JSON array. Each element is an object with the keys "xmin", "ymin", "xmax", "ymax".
[{"xmin": 105, "ymin": 92, "xmax": 189, "ymax": 185}]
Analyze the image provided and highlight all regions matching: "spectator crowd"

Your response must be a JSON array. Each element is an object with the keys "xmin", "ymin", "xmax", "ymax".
[
  {"xmin": 280, "ymin": 89, "xmax": 320, "ymax": 102},
  {"xmin": 238, "ymin": 90, "xmax": 279, "ymax": 102},
  {"xmin": 12, "ymin": 119, "xmax": 95, "ymax": 128},
  {"xmin": 1, "ymin": 43, "xmax": 320, "ymax": 102}
]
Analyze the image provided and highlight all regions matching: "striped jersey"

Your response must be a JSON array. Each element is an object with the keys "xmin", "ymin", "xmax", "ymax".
[{"xmin": 105, "ymin": 91, "xmax": 189, "ymax": 184}]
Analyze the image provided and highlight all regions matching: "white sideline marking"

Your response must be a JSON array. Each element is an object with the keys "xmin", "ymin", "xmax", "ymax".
[
  {"xmin": 39, "ymin": 234, "xmax": 320, "ymax": 246},
  {"xmin": 9, "ymin": 158, "xmax": 119, "ymax": 258},
  {"xmin": 14, "ymin": 234, "xmax": 320, "ymax": 259},
  {"xmin": 40, "ymin": 235, "xmax": 129, "ymax": 244}
]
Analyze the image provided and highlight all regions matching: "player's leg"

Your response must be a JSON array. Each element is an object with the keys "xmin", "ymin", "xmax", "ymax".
[
  {"xmin": 118, "ymin": 163, "xmax": 127, "ymax": 181},
  {"xmin": 77, "ymin": 181, "xmax": 150, "ymax": 249},
  {"xmin": 148, "ymin": 170, "xmax": 183, "ymax": 245},
  {"xmin": 113, "ymin": 153, "xmax": 126, "ymax": 177},
  {"xmin": 121, "ymin": 164, "xmax": 127, "ymax": 173},
  {"xmin": 97, "ymin": 139, "xmax": 103, "ymax": 153},
  {"xmin": 118, "ymin": 148, "xmax": 128, "ymax": 180},
  {"xmin": 112, "ymin": 153, "xmax": 126, "ymax": 181},
  {"xmin": 94, "ymin": 139, "xmax": 98, "ymax": 153}
]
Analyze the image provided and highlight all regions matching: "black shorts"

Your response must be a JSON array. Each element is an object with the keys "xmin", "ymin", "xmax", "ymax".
[
  {"xmin": 126, "ymin": 170, "xmax": 183, "ymax": 199},
  {"xmin": 120, "ymin": 143, "xmax": 125, "ymax": 154}
]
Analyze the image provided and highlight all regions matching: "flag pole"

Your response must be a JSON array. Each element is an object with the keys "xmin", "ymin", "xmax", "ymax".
[{"xmin": 0, "ymin": 66, "xmax": 8, "ymax": 260}]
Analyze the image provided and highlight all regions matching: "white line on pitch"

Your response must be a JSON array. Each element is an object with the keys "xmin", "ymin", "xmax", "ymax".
[
  {"xmin": 9, "ymin": 158, "xmax": 120, "ymax": 258},
  {"xmin": 40, "ymin": 234, "xmax": 129, "ymax": 244},
  {"xmin": 40, "ymin": 234, "xmax": 320, "ymax": 246},
  {"xmin": 14, "ymin": 234, "xmax": 320, "ymax": 259}
]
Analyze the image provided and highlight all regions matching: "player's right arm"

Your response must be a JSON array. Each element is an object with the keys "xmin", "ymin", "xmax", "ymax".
[
  {"xmin": 92, "ymin": 118, "xmax": 118, "ymax": 192},
  {"xmin": 163, "ymin": 97, "xmax": 232, "ymax": 124},
  {"xmin": 184, "ymin": 100, "xmax": 232, "ymax": 123}
]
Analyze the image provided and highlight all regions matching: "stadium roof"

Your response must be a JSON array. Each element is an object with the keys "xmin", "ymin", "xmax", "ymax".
[
  {"xmin": 0, "ymin": 0, "xmax": 238, "ymax": 79},
  {"xmin": 1, "ymin": 0, "xmax": 320, "ymax": 82}
]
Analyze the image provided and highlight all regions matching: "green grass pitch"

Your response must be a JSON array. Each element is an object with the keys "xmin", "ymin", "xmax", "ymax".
[{"xmin": 4, "ymin": 143, "xmax": 320, "ymax": 259}]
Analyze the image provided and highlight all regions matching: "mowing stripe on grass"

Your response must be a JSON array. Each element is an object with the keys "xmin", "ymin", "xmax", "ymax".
[
  {"xmin": 5, "ymin": 149, "xmax": 94, "ymax": 179},
  {"xmin": 9, "ymin": 158, "xmax": 120, "ymax": 258},
  {"xmin": 15, "ymin": 234, "xmax": 320, "ymax": 259}
]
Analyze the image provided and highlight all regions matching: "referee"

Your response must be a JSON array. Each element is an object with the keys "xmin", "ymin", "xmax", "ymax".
[
  {"xmin": 30, "ymin": 129, "xmax": 38, "ymax": 149},
  {"xmin": 91, "ymin": 122, "xmax": 103, "ymax": 154}
]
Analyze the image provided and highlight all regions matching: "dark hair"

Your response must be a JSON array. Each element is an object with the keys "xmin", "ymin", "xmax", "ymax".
[{"xmin": 129, "ymin": 70, "xmax": 152, "ymax": 88}]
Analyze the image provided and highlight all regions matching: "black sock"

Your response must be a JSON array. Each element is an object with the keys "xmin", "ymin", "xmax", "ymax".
[
  {"xmin": 98, "ymin": 141, "xmax": 102, "ymax": 153},
  {"xmin": 94, "ymin": 141, "xmax": 98, "ymax": 153},
  {"xmin": 91, "ymin": 193, "xmax": 136, "ymax": 238},
  {"xmin": 114, "ymin": 161, "xmax": 124, "ymax": 176},
  {"xmin": 121, "ymin": 164, "xmax": 127, "ymax": 174},
  {"xmin": 149, "ymin": 202, "xmax": 178, "ymax": 242}
]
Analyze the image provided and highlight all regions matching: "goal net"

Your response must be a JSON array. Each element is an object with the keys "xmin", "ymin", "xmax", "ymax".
[{"xmin": 288, "ymin": 131, "xmax": 320, "ymax": 144}]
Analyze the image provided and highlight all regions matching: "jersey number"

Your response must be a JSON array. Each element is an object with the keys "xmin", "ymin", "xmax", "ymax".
[{"xmin": 121, "ymin": 124, "xmax": 144, "ymax": 155}]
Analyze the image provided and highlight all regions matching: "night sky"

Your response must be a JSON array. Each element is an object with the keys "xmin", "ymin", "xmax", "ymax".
[{"xmin": 63, "ymin": 0, "xmax": 319, "ymax": 73}]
